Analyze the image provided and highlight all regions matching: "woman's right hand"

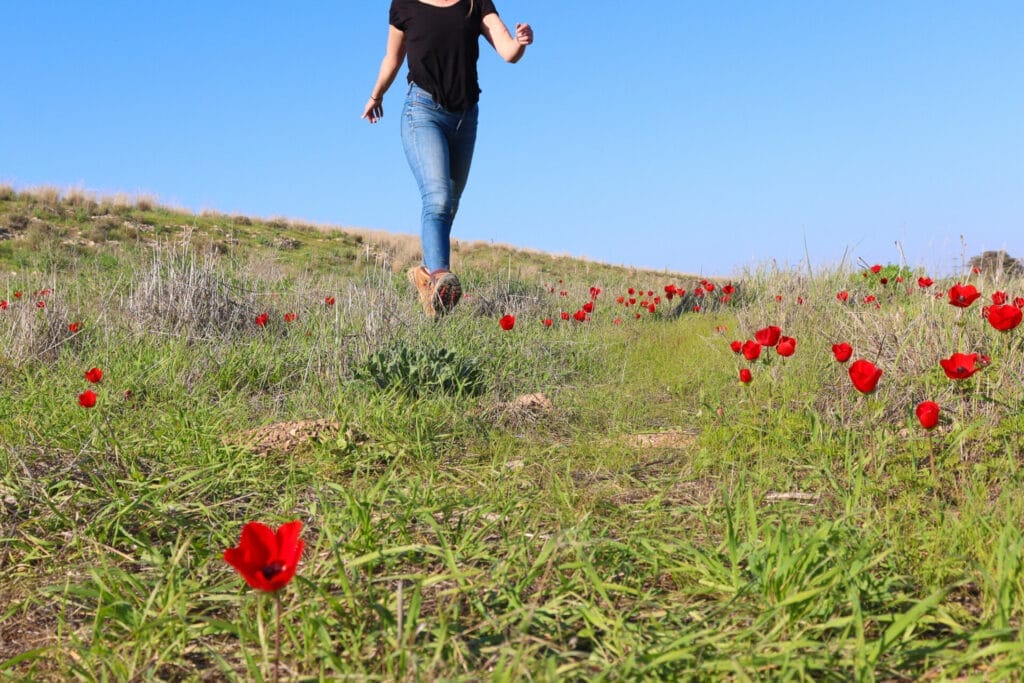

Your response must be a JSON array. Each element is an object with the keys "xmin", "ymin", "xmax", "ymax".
[{"xmin": 362, "ymin": 97, "xmax": 383, "ymax": 124}]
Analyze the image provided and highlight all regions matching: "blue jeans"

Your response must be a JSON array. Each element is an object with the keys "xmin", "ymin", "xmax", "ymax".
[{"xmin": 400, "ymin": 83, "xmax": 479, "ymax": 273}]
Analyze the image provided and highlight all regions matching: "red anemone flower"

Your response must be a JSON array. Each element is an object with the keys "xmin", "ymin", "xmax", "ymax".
[
  {"xmin": 739, "ymin": 368, "xmax": 752, "ymax": 383},
  {"xmin": 255, "ymin": 312, "xmax": 269, "ymax": 327},
  {"xmin": 939, "ymin": 352, "xmax": 980, "ymax": 380},
  {"xmin": 836, "ymin": 290, "xmax": 849, "ymax": 302},
  {"xmin": 223, "ymin": 520, "xmax": 305, "ymax": 592},
  {"xmin": 915, "ymin": 401, "xmax": 940, "ymax": 430},
  {"xmin": 776, "ymin": 336, "xmax": 797, "ymax": 357},
  {"xmin": 14, "ymin": 291, "xmax": 22, "ymax": 298},
  {"xmin": 870, "ymin": 264, "xmax": 882, "ymax": 274},
  {"xmin": 589, "ymin": 286, "xmax": 601, "ymax": 299},
  {"xmin": 918, "ymin": 277, "xmax": 933, "ymax": 288},
  {"xmin": 848, "ymin": 359, "xmax": 882, "ymax": 394},
  {"xmin": 68, "ymin": 322, "xmax": 81, "ymax": 332},
  {"xmin": 991, "ymin": 291, "xmax": 1007, "ymax": 305},
  {"xmin": 542, "ymin": 318, "xmax": 553, "ymax": 327},
  {"xmin": 283, "ymin": 312, "xmax": 297, "ymax": 323},
  {"xmin": 36, "ymin": 301, "xmax": 46, "ymax": 309},
  {"xmin": 987, "ymin": 304, "xmax": 1022, "ymax": 332},
  {"xmin": 573, "ymin": 309, "xmax": 587, "ymax": 322},
  {"xmin": 78, "ymin": 390, "xmax": 98, "ymax": 408},
  {"xmin": 324, "ymin": 296, "xmax": 336, "ymax": 306},
  {"xmin": 1015, "ymin": 297, "xmax": 1024, "ymax": 309},
  {"xmin": 560, "ymin": 311, "xmax": 570, "ymax": 321},
  {"xmin": 84, "ymin": 367, "xmax": 103, "ymax": 384},
  {"xmin": 722, "ymin": 284, "xmax": 736, "ymax": 295},
  {"xmin": 741, "ymin": 340, "xmax": 762, "ymax": 361},
  {"xmin": 948, "ymin": 283, "xmax": 981, "ymax": 308},
  {"xmin": 499, "ymin": 314, "xmax": 515, "ymax": 330},
  {"xmin": 0, "ymin": 300, "xmax": 8, "ymax": 310},
  {"xmin": 582, "ymin": 301, "xmax": 594, "ymax": 314},
  {"xmin": 832, "ymin": 342, "xmax": 853, "ymax": 363},
  {"xmin": 730, "ymin": 340, "xmax": 743, "ymax": 353},
  {"xmin": 754, "ymin": 326, "xmax": 782, "ymax": 347}
]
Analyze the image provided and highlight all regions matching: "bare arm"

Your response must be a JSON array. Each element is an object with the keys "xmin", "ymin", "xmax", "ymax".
[
  {"xmin": 362, "ymin": 25, "xmax": 407, "ymax": 124},
  {"xmin": 481, "ymin": 13, "xmax": 533, "ymax": 64}
]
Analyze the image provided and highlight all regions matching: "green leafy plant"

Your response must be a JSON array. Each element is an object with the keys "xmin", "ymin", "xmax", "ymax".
[{"xmin": 355, "ymin": 343, "xmax": 486, "ymax": 397}]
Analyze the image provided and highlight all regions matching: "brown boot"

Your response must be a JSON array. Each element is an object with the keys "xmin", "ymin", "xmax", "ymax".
[
  {"xmin": 407, "ymin": 266, "xmax": 437, "ymax": 318},
  {"xmin": 431, "ymin": 269, "xmax": 462, "ymax": 313}
]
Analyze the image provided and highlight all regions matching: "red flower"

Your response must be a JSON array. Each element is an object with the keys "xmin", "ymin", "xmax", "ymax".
[
  {"xmin": 776, "ymin": 336, "xmax": 797, "ymax": 357},
  {"xmin": 739, "ymin": 368, "xmax": 752, "ymax": 384},
  {"xmin": 741, "ymin": 340, "xmax": 762, "ymax": 361},
  {"xmin": 36, "ymin": 301, "xmax": 46, "ymax": 309},
  {"xmin": 664, "ymin": 284, "xmax": 677, "ymax": 296},
  {"xmin": 589, "ymin": 286, "xmax": 601, "ymax": 299},
  {"xmin": 499, "ymin": 314, "xmax": 515, "ymax": 330},
  {"xmin": 870, "ymin": 264, "xmax": 882, "ymax": 274},
  {"xmin": 223, "ymin": 520, "xmax": 305, "ymax": 592},
  {"xmin": 283, "ymin": 312, "xmax": 297, "ymax": 323},
  {"xmin": 627, "ymin": 288, "xmax": 635, "ymax": 295},
  {"xmin": 864, "ymin": 294, "xmax": 876, "ymax": 304},
  {"xmin": 774, "ymin": 295, "xmax": 783, "ymax": 302},
  {"xmin": 848, "ymin": 359, "xmax": 882, "ymax": 394},
  {"xmin": 324, "ymin": 296, "xmax": 335, "ymax": 306},
  {"xmin": 918, "ymin": 277, "xmax": 933, "ymax": 288},
  {"xmin": 648, "ymin": 304, "xmax": 657, "ymax": 313},
  {"xmin": 573, "ymin": 309, "xmax": 587, "ymax": 322},
  {"xmin": 939, "ymin": 352, "xmax": 980, "ymax": 380},
  {"xmin": 729, "ymin": 340, "xmax": 743, "ymax": 353},
  {"xmin": 78, "ymin": 390, "xmax": 98, "ymax": 408},
  {"xmin": 915, "ymin": 401, "xmax": 940, "ymax": 430},
  {"xmin": 84, "ymin": 367, "xmax": 103, "ymax": 384},
  {"xmin": 832, "ymin": 342, "xmax": 853, "ymax": 363},
  {"xmin": 987, "ymin": 304, "xmax": 1022, "ymax": 332},
  {"xmin": 948, "ymin": 283, "xmax": 981, "ymax": 308},
  {"xmin": 616, "ymin": 295, "xmax": 625, "ymax": 304},
  {"xmin": 255, "ymin": 312, "xmax": 269, "ymax": 327},
  {"xmin": 0, "ymin": 300, "xmax": 7, "ymax": 310},
  {"xmin": 692, "ymin": 305, "xmax": 701, "ymax": 312},
  {"xmin": 1015, "ymin": 297, "xmax": 1024, "ymax": 309},
  {"xmin": 560, "ymin": 311, "xmax": 570, "ymax": 321},
  {"xmin": 704, "ymin": 282, "xmax": 715, "ymax": 292},
  {"xmin": 14, "ymin": 291, "xmax": 22, "ymax": 299},
  {"xmin": 879, "ymin": 278, "xmax": 888, "ymax": 286},
  {"xmin": 542, "ymin": 318, "xmax": 553, "ymax": 327},
  {"xmin": 613, "ymin": 318, "xmax": 622, "ymax": 325},
  {"xmin": 722, "ymin": 284, "xmax": 735, "ymax": 295},
  {"xmin": 836, "ymin": 290, "xmax": 849, "ymax": 302},
  {"xmin": 582, "ymin": 301, "xmax": 594, "ymax": 314},
  {"xmin": 991, "ymin": 291, "xmax": 1007, "ymax": 305},
  {"xmin": 68, "ymin": 322, "xmax": 81, "ymax": 332},
  {"xmin": 754, "ymin": 326, "xmax": 781, "ymax": 347}
]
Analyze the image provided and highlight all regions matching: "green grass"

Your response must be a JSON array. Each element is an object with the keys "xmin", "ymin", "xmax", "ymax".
[{"xmin": 2, "ymin": 189, "xmax": 1024, "ymax": 680}]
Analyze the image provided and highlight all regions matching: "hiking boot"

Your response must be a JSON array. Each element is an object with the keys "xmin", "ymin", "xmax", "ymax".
[
  {"xmin": 432, "ymin": 270, "xmax": 462, "ymax": 313},
  {"xmin": 407, "ymin": 265, "xmax": 437, "ymax": 318}
]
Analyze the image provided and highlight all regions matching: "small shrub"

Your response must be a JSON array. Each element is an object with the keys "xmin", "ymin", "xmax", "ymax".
[
  {"xmin": 0, "ymin": 184, "xmax": 16, "ymax": 201},
  {"xmin": 4, "ymin": 212, "xmax": 30, "ymax": 232},
  {"xmin": 969, "ymin": 250, "xmax": 1023, "ymax": 277}
]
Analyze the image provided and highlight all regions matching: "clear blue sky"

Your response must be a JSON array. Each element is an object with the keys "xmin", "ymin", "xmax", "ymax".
[{"xmin": 2, "ymin": 2, "xmax": 1021, "ymax": 276}]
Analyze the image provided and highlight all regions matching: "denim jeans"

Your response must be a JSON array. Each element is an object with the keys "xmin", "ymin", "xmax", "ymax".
[{"xmin": 400, "ymin": 82, "xmax": 479, "ymax": 273}]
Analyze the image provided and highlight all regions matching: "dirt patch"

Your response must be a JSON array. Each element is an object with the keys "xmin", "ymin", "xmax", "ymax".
[
  {"xmin": 225, "ymin": 419, "xmax": 365, "ymax": 456},
  {"xmin": 629, "ymin": 430, "xmax": 698, "ymax": 450},
  {"xmin": 484, "ymin": 392, "xmax": 555, "ymax": 428}
]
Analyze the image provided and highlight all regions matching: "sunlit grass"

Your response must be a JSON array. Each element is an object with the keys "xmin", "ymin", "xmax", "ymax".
[{"xmin": 2, "ymin": 189, "xmax": 1024, "ymax": 679}]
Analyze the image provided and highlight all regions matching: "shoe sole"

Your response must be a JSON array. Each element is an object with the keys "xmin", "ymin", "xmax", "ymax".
[{"xmin": 433, "ymin": 273, "xmax": 462, "ymax": 313}]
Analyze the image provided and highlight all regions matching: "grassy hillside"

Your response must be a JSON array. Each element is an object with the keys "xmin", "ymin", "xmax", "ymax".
[{"xmin": 2, "ymin": 185, "xmax": 1024, "ymax": 680}]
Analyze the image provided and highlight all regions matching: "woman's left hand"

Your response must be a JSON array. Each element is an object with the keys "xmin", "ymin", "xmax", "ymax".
[{"xmin": 515, "ymin": 23, "xmax": 533, "ymax": 46}]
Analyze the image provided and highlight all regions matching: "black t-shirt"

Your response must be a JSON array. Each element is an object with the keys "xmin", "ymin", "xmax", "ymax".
[{"xmin": 389, "ymin": 0, "xmax": 498, "ymax": 111}]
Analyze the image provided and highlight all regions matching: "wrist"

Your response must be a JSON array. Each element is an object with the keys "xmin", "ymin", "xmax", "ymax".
[{"xmin": 370, "ymin": 93, "xmax": 383, "ymax": 101}]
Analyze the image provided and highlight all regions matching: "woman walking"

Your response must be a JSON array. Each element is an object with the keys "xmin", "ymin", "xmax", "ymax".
[{"xmin": 362, "ymin": 0, "xmax": 533, "ymax": 318}]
